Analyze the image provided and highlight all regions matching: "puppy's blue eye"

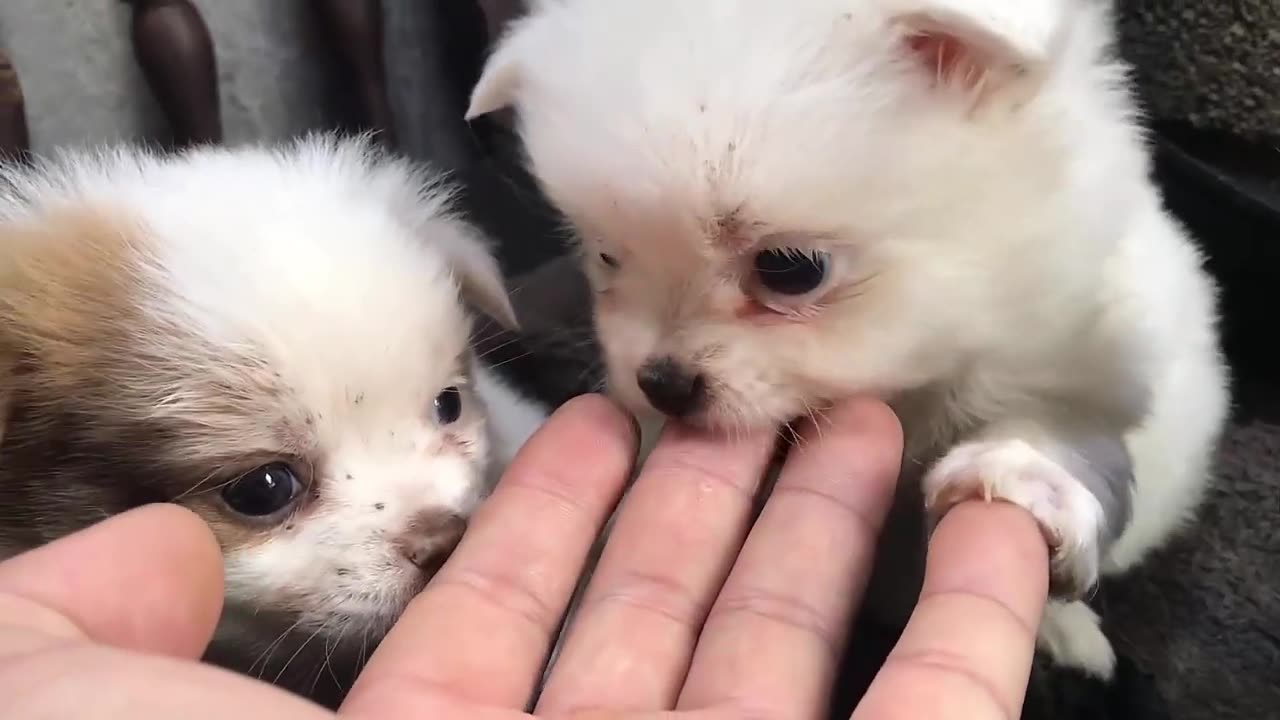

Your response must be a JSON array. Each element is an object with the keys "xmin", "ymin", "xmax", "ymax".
[
  {"xmin": 754, "ymin": 248, "xmax": 829, "ymax": 296},
  {"xmin": 222, "ymin": 463, "xmax": 301, "ymax": 517},
  {"xmin": 434, "ymin": 386, "xmax": 462, "ymax": 424}
]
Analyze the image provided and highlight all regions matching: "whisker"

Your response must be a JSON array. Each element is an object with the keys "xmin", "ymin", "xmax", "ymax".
[
  {"xmin": 273, "ymin": 622, "xmax": 325, "ymax": 685},
  {"xmin": 250, "ymin": 618, "xmax": 304, "ymax": 680},
  {"xmin": 469, "ymin": 326, "xmax": 512, "ymax": 348},
  {"xmin": 485, "ymin": 351, "xmax": 536, "ymax": 371},
  {"xmin": 803, "ymin": 401, "xmax": 824, "ymax": 444},
  {"xmin": 306, "ymin": 620, "xmax": 343, "ymax": 697},
  {"xmin": 322, "ymin": 625, "xmax": 345, "ymax": 690},
  {"xmin": 356, "ymin": 630, "xmax": 370, "ymax": 677},
  {"xmin": 474, "ymin": 336, "xmax": 526, "ymax": 361},
  {"xmin": 174, "ymin": 458, "xmax": 246, "ymax": 500}
]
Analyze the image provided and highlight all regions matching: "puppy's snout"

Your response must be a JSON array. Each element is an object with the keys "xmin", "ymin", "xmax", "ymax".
[
  {"xmin": 636, "ymin": 356, "xmax": 706, "ymax": 418},
  {"xmin": 396, "ymin": 510, "xmax": 467, "ymax": 573}
]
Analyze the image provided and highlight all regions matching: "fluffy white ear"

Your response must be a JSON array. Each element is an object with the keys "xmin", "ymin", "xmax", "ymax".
[
  {"xmin": 885, "ymin": 0, "xmax": 1066, "ymax": 96},
  {"xmin": 438, "ymin": 223, "xmax": 521, "ymax": 330},
  {"xmin": 466, "ymin": 31, "xmax": 527, "ymax": 120}
]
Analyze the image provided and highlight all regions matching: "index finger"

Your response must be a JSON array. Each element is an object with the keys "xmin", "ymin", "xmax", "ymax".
[
  {"xmin": 342, "ymin": 394, "xmax": 637, "ymax": 716},
  {"xmin": 852, "ymin": 501, "xmax": 1049, "ymax": 720}
]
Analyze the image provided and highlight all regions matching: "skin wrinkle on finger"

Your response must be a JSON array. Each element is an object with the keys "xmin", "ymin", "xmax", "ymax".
[
  {"xmin": 497, "ymin": 465, "xmax": 607, "ymax": 519},
  {"xmin": 854, "ymin": 502, "xmax": 1048, "ymax": 720},
  {"xmin": 0, "ymin": 592, "xmax": 92, "ymax": 658},
  {"xmin": 696, "ymin": 479, "xmax": 897, "ymax": 666},
  {"xmin": 857, "ymin": 658, "xmax": 1014, "ymax": 720},
  {"xmin": 427, "ymin": 563, "xmax": 565, "ymax": 646},
  {"xmin": 344, "ymin": 395, "xmax": 637, "ymax": 714},
  {"xmin": 767, "ymin": 484, "xmax": 884, "ymax": 552},
  {"xmin": 915, "ymin": 589, "xmax": 1040, "ymax": 644},
  {"xmin": 378, "ymin": 445, "xmax": 638, "ymax": 646},
  {"xmin": 914, "ymin": 505, "xmax": 1049, "ymax": 637},
  {"xmin": 642, "ymin": 446, "xmax": 763, "ymax": 504},
  {"xmin": 868, "ymin": 592, "xmax": 1039, "ymax": 720},
  {"xmin": 589, "ymin": 569, "xmax": 707, "ymax": 629},
  {"xmin": 703, "ymin": 521, "xmax": 851, "ymax": 651},
  {"xmin": 535, "ymin": 422, "xmax": 776, "ymax": 715},
  {"xmin": 677, "ymin": 399, "xmax": 902, "ymax": 716}
]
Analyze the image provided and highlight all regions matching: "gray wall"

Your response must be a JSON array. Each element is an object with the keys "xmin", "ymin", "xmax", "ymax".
[
  {"xmin": 0, "ymin": 0, "xmax": 474, "ymax": 169},
  {"xmin": 0, "ymin": 1, "xmax": 566, "ymax": 274},
  {"xmin": 5, "ymin": 2, "xmax": 1278, "ymax": 153}
]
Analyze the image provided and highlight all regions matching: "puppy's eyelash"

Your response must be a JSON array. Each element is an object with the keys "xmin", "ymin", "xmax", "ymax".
[{"xmin": 599, "ymin": 252, "xmax": 620, "ymax": 269}]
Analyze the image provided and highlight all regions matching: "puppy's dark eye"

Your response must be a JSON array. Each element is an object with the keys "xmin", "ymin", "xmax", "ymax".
[
  {"xmin": 222, "ymin": 463, "xmax": 301, "ymax": 517},
  {"xmin": 599, "ymin": 252, "xmax": 620, "ymax": 269},
  {"xmin": 753, "ymin": 248, "xmax": 830, "ymax": 296},
  {"xmin": 434, "ymin": 386, "xmax": 462, "ymax": 424}
]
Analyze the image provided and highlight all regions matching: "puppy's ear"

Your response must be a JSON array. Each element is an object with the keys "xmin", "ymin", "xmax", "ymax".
[
  {"xmin": 886, "ymin": 0, "xmax": 1066, "ymax": 100},
  {"xmin": 438, "ymin": 224, "xmax": 521, "ymax": 331},
  {"xmin": 466, "ymin": 27, "xmax": 529, "ymax": 120}
]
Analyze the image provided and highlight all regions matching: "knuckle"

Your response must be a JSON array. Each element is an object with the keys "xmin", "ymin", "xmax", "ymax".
[
  {"xmin": 881, "ymin": 649, "xmax": 1014, "ymax": 720},
  {"xmin": 920, "ymin": 589, "xmax": 1039, "ymax": 642},
  {"xmin": 433, "ymin": 565, "xmax": 560, "ymax": 637},
  {"xmin": 585, "ymin": 569, "xmax": 707, "ymax": 629},
  {"xmin": 642, "ymin": 447, "xmax": 759, "ymax": 503},
  {"xmin": 707, "ymin": 587, "xmax": 840, "ymax": 662},
  {"xmin": 768, "ymin": 484, "xmax": 885, "ymax": 541},
  {"xmin": 502, "ymin": 466, "xmax": 598, "ymax": 517}
]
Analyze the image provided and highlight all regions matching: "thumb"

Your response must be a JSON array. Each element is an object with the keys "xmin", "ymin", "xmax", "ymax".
[{"xmin": 0, "ymin": 503, "xmax": 225, "ymax": 660}]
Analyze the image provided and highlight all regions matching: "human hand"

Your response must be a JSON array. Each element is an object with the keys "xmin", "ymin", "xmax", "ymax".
[{"xmin": 0, "ymin": 394, "xmax": 1049, "ymax": 720}]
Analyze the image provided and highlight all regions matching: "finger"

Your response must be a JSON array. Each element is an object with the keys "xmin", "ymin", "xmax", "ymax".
[
  {"xmin": 534, "ymin": 418, "xmax": 777, "ymax": 714},
  {"xmin": 852, "ymin": 501, "xmax": 1049, "ymax": 720},
  {"xmin": 343, "ymin": 394, "xmax": 638, "ymax": 715},
  {"xmin": 2, "ymin": 646, "xmax": 328, "ymax": 720},
  {"xmin": 676, "ymin": 398, "xmax": 902, "ymax": 715},
  {"xmin": 0, "ymin": 503, "xmax": 224, "ymax": 661}
]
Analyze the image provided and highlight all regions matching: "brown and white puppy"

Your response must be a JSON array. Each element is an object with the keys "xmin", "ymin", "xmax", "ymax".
[
  {"xmin": 0, "ymin": 135, "xmax": 546, "ymax": 703},
  {"xmin": 470, "ymin": 0, "xmax": 1230, "ymax": 680}
]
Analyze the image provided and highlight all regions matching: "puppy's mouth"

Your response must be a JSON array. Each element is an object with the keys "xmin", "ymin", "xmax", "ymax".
[
  {"xmin": 632, "ymin": 384, "xmax": 800, "ymax": 435},
  {"xmin": 313, "ymin": 586, "xmax": 425, "ymax": 642},
  {"xmin": 624, "ymin": 358, "xmax": 833, "ymax": 434},
  {"xmin": 296, "ymin": 550, "xmax": 464, "ymax": 642}
]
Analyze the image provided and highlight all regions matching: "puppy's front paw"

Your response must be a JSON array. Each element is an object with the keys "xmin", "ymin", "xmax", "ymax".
[
  {"xmin": 923, "ymin": 439, "xmax": 1104, "ymax": 598},
  {"xmin": 1037, "ymin": 600, "xmax": 1116, "ymax": 679}
]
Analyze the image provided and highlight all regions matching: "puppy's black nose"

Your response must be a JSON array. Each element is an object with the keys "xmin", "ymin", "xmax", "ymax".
[{"xmin": 636, "ymin": 357, "xmax": 705, "ymax": 418}]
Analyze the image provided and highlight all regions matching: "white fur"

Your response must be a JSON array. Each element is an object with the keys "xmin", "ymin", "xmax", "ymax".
[
  {"xmin": 924, "ymin": 437, "xmax": 1106, "ymax": 593},
  {"xmin": 471, "ymin": 0, "xmax": 1230, "ymax": 677},
  {"xmin": 1, "ymin": 136, "xmax": 547, "ymax": 646},
  {"xmin": 1037, "ymin": 598, "xmax": 1117, "ymax": 677}
]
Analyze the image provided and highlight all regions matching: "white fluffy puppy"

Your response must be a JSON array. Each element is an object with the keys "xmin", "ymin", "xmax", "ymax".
[
  {"xmin": 0, "ymin": 135, "xmax": 546, "ymax": 701},
  {"xmin": 468, "ymin": 0, "xmax": 1230, "ymax": 678}
]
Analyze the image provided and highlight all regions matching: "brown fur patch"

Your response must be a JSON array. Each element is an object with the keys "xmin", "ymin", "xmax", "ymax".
[
  {"xmin": 0, "ymin": 208, "xmax": 145, "ymax": 411},
  {"xmin": 0, "ymin": 208, "xmax": 312, "ymax": 555}
]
